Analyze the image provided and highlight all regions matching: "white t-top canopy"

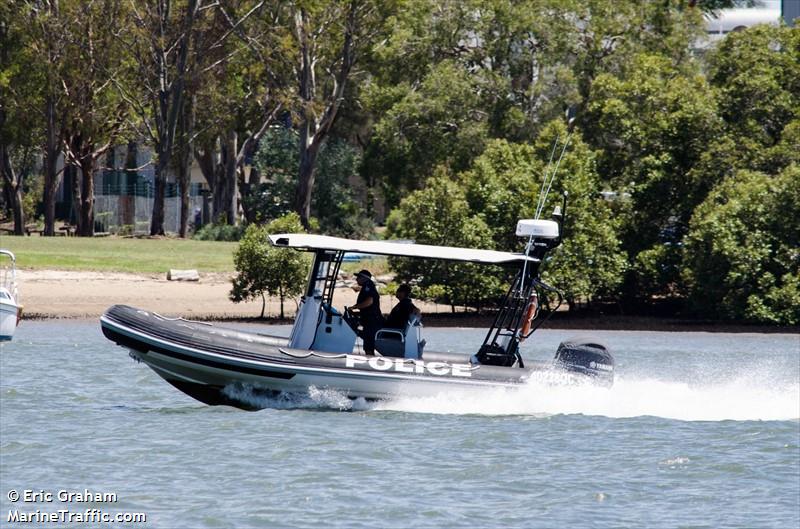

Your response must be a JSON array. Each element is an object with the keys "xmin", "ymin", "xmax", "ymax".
[{"xmin": 268, "ymin": 234, "xmax": 538, "ymax": 265}]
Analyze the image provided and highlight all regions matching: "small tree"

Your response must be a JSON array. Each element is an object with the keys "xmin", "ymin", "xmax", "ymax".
[{"xmin": 229, "ymin": 213, "xmax": 308, "ymax": 318}]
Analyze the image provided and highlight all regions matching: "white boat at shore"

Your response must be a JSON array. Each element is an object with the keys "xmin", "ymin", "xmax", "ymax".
[{"xmin": 0, "ymin": 250, "xmax": 21, "ymax": 341}]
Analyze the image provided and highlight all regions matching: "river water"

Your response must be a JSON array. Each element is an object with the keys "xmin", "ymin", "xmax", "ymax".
[{"xmin": 1, "ymin": 321, "xmax": 798, "ymax": 529}]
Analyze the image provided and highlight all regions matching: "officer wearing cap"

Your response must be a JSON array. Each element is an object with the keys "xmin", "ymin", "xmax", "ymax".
[{"xmin": 349, "ymin": 269, "xmax": 384, "ymax": 355}]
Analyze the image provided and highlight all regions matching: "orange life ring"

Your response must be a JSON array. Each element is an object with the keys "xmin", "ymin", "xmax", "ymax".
[{"xmin": 519, "ymin": 292, "xmax": 539, "ymax": 340}]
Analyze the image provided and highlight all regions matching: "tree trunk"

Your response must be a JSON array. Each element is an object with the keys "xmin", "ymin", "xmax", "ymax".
[
  {"xmin": 222, "ymin": 131, "xmax": 238, "ymax": 225},
  {"xmin": 294, "ymin": 137, "xmax": 322, "ymax": 229},
  {"xmin": 11, "ymin": 183, "xmax": 23, "ymax": 234},
  {"xmin": 290, "ymin": 2, "xmax": 357, "ymax": 230},
  {"xmin": 0, "ymin": 143, "xmax": 25, "ymax": 235},
  {"xmin": 211, "ymin": 131, "xmax": 238, "ymax": 225},
  {"xmin": 78, "ymin": 154, "xmax": 96, "ymax": 236},
  {"xmin": 176, "ymin": 96, "xmax": 195, "ymax": 238},
  {"xmin": 150, "ymin": 157, "xmax": 167, "ymax": 235},
  {"xmin": 178, "ymin": 167, "xmax": 190, "ymax": 237},
  {"xmin": 43, "ymin": 97, "xmax": 61, "ymax": 236},
  {"xmin": 239, "ymin": 175, "xmax": 253, "ymax": 224},
  {"xmin": 148, "ymin": 0, "xmax": 198, "ymax": 236},
  {"xmin": 260, "ymin": 292, "xmax": 266, "ymax": 319},
  {"xmin": 67, "ymin": 163, "xmax": 80, "ymax": 231},
  {"xmin": 211, "ymin": 139, "xmax": 225, "ymax": 223},
  {"xmin": 66, "ymin": 135, "xmax": 83, "ymax": 233}
]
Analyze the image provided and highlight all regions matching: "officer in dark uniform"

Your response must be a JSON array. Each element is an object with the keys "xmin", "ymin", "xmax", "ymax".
[
  {"xmin": 349, "ymin": 270, "xmax": 384, "ymax": 355},
  {"xmin": 385, "ymin": 284, "xmax": 421, "ymax": 329}
]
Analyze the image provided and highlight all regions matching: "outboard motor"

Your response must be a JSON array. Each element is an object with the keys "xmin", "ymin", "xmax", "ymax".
[{"xmin": 553, "ymin": 337, "xmax": 614, "ymax": 386}]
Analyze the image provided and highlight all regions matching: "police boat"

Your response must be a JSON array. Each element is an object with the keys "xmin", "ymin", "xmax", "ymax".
[{"xmin": 100, "ymin": 212, "xmax": 615, "ymax": 410}]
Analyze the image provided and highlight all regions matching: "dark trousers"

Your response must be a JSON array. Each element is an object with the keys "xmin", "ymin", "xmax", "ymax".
[{"xmin": 361, "ymin": 319, "xmax": 382, "ymax": 354}]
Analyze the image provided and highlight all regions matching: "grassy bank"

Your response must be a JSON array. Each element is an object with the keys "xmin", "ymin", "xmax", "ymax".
[{"xmin": 0, "ymin": 235, "xmax": 236, "ymax": 273}]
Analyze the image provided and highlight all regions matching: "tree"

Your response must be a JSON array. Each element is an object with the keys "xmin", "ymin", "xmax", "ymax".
[
  {"xmin": 247, "ymin": 125, "xmax": 299, "ymax": 222},
  {"xmin": 230, "ymin": 212, "xmax": 309, "ymax": 318},
  {"xmin": 58, "ymin": 0, "xmax": 130, "ymax": 236},
  {"xmin": 459, "ymin": 139, "xmax": 542, "ymax": 252},
  {"xmin": 705, "ymin": 24, "xmax": 800, "ymax": 175},
  {"xmin": 583, "ymin": 53, "xmax": 720, "ymax": 298},
  {"xmin": 362, "ymin": 0, "xmax": 705, "ymax": 210},
  {"xmin": 313, "ymin": 137, "xmax": 374, "ymax": 238},
  {"xmin": 532, "ymin": 123, "xmax": 627, "ymax": 309},
  {"xmin": 363, "ymin": 61, "xmax": 489, "ymax": 207},
  {"xmin": 385, "ymin": 173, "xmax": 505, "ymax": 312},
  {"xmin": 682, "ymin": 166, "xmax": 800, "ymax": 324},
  {"xmin": 21, "ymin": 0, "xmax": 70, "ymax": 236},
  {"xmin": 361, "ymin": 0, "xmax": 569, "ymax": 206},
  {"xmin": 10, "ymin": 1, "xmax": 133, "ymax": 237},
  {"xmin": 119, "ymin": 0, "xmax": 203, "ymax": 236},
  {"xmin": 459, "ymin": 127, "xmax": 626, "ymax": 310},
  {"xmin": 565, "ymin": 0, "xmax": 706, "ymax": 107},
  {"xmin": 288, "ymin": 0, "xmax": 394, "ymax": 228},
  {"xmin": 250, "ymin": 125, "xmax": 374, "ymax": 237},
  {"xmin": 0, "ymin": 3, "xmax": 41, "ymax": 234},
  {"xmin": 192, "ymin": 1, "xmax": 286, "ymax": 229}
]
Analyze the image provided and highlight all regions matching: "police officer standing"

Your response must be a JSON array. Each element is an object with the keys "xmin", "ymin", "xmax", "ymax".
[{"xmin": 349, "ymin": 269, "xmax": 384, "ymax": 355}]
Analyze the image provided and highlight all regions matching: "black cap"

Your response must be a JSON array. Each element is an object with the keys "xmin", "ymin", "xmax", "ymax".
[{"xmin": 356, "ymin": 269, "xmax": 372, "ymax": 279}]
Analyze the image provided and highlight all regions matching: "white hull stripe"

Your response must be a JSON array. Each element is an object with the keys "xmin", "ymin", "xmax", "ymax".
[{"xmin": 102, "ymin": 317, "xmax": 522, "ymax": 389}]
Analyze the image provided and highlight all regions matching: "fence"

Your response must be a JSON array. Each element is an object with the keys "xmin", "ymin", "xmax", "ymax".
[{"xmin": 94, "ymin": 194, "xmax": 203, "ymax": 235}]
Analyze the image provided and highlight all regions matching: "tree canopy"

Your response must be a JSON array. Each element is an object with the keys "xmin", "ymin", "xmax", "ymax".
[{"xmin": 1, "ymin": 1, "xmax": 798, "ymax": 323}]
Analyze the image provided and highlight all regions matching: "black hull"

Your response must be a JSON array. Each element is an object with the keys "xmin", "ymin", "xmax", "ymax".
[{"xmin": 100, "ymin": 305, "xmax": 546, "ymax": 409}]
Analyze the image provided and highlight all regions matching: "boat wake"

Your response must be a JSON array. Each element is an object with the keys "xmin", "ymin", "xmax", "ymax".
[
  {"xmin": 221, "ymin": 384, "xmax": 371, "ymax": 412},
  {"xmin": 222, "ymin": 369, "xmax": 799, "ymax": 421},
  {"xmin": 376, "ymin": 372, "xmax": 800, "ymax": 421}
]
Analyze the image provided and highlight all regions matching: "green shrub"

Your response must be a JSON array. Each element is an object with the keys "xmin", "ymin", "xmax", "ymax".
[
  {"xmin": 193, "ymin": 223, "xmax": 245, "ymax": 242},
  {"xmin": 229, "ymin": 212, "xmax": 309, "ymax": 318}
]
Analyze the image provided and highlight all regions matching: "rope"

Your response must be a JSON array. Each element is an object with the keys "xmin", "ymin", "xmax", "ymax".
[
  {"xmin": 151, "ymin": 312, "xmax": 213, "ymax": 326},
  {"xmin": 278, "ymin": 348, "xmax": 349, "ymax": 360}
]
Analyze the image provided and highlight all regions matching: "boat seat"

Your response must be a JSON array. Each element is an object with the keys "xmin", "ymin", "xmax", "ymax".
[{"xmin": 374, "ymin": 315, "xmax": 425, "ymax": 359}]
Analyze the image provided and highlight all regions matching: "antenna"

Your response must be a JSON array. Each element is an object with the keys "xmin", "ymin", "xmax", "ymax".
[{"xmin": 534, "ymin": 106, "xmax": 576, "ymax": 220}]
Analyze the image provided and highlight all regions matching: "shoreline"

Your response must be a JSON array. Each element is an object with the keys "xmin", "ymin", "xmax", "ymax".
[
  {"xmin": 21, "ymin": 311, "xmax": 799, "ymax": 334},
  {"xmin": 14, "ymin": 269, "xmax": 799, "ymax": 334}
]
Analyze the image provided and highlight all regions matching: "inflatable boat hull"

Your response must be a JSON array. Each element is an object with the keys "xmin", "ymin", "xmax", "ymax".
[{"xmin": 100, "ymin": 305, "xmax": 543, "ymax": 409}]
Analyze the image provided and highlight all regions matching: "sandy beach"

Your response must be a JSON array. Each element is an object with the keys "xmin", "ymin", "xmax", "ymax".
[{"xmin": 14, "ymin": 269, "xmax": 797, "ymax": 333}]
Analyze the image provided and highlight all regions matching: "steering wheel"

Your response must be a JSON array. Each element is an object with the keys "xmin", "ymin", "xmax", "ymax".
[{"xmin": 343, "ymin": 306, "xmax": 361, "ymax": 332}]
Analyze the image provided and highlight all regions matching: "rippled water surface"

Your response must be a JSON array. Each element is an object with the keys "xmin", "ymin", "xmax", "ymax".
[{"xmin": 1, "ymin": 321, "xmax": 798, "ymax": 528}]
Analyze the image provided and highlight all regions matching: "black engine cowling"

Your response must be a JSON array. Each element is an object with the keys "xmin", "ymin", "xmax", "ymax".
[{"xmin": 553, "ymin": 337, "xmax": 614, "ymax": 386}]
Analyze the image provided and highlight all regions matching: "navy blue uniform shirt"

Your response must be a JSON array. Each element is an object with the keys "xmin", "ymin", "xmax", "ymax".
[
  {"xmin": 385, "ymin": 297, "xmax": 417, "ymax": 329},
  {"xmin": 356, "ymin": 279, "xmax": 383, "ymax": 327}
]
